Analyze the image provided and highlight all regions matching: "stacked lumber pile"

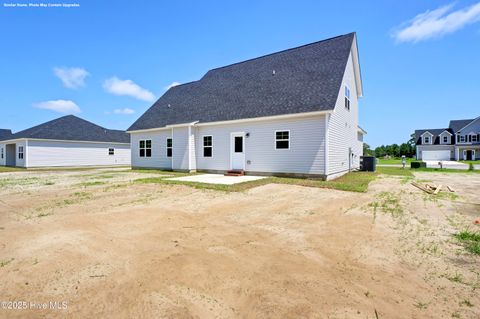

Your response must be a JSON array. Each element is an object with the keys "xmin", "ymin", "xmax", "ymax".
[{"xmin": 411, "ymin": 182, "xmax": 455, "ymax": 195}]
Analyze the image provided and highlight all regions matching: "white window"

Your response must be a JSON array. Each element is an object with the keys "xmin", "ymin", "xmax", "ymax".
[
  {"xmin": 18, "ymin": 146, "xmax": 24, "ymax": 159},
  {"xmin": 275, "ymin": 130, "xmax": 290, "ymax": 149},
  {"xmin": 139, "ymin": 140, "xmax": 151, "ymax": 157},
  {"xmin": 203, "ymin": 136, "xmax": 212, "ymax": 157},
  {"xmin": 443, "ymin": 136, "xmax": 448, "ymax": 144},
  {"xmin": 423, "ymin": 136, "xmax": 430, "ymax": 144},
  {"xmin": 344, "ymin": 85, "xmax": 351, "ymax": 111},
  {"xmin": 459, "ymin": 136, "xmax": 465, "ymax": 143},
  {"xmin": 108, "ymin": 148, "xmax": 115, "ymax": 155},
  {"xmin": 472, "ymin": 135, "xmax": 478, "ymax": 142},
  {"xmin": 166, "ymin": 138, "xmax": 172, "ymax": 158}
]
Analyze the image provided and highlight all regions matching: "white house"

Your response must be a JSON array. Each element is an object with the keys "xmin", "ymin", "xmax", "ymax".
[
  {"xmin": 0, "ymin": 115, "xmax": 131, "ymax": 168},
  {"xmin": 415, "ymin": 117, "xmax": 480, "ymax": 161},
  {"xmin": 128, "ymin": 33, "xmax": 365, "ymax": 180}
]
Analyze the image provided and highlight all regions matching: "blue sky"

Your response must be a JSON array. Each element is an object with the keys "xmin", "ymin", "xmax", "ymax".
[{"xmin": 1, "ymin": 0, "xmax": 480, "ymax": 147}]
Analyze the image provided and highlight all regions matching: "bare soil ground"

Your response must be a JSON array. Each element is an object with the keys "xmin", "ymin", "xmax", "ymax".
[{"xmin": 0, "ymin": 169, "xmax": 479, "ymax": 318}]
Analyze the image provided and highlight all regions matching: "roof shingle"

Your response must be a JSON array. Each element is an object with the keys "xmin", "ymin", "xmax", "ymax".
[
  {"xmin": 0, "ymin": 115, "xmax": 129, "ymax": 143},
  {"xmin": 128, "ymin": 33, "xmax": 356, "ymax": 131}
]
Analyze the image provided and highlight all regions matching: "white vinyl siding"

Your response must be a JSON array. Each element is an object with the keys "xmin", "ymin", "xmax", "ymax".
[
  {"xmin": 327, "ymin": 51, "xmax": 361, "ymax": 175},
  {"xmin": 195, "ymin": 114, "xmax": 326, "ymax": 175},
  {"xmin": 25, "ymin": 140, "xmax": 130, "ymax": 167},
  {"xmin": 172, "ymin": 127, "xmax": 189, "ymax": 170},
  {"xmin": 130, "ymin": 130, "xmax": 171, "ymax": 169}
]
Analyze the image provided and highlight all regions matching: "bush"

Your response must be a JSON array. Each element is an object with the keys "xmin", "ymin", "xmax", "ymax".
[{"xmin": 411, "ymin": 161, "xmax": 427, "ymax": 169}]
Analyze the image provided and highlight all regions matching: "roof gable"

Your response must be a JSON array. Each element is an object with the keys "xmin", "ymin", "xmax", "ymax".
[
  {"xmin": 455, "ymin": 116, "xmax": 480, "ymax": 133},
  {"xmin": 449, "ymin": 119, "xmax": 474, "ymax": 132},
  {"xmin": 1, "ymin": 115, "xmax": 129, "ymax": 143},
  {"xmin": 129, "ymin": 33, "xmax": 357, "ymax": 131}
]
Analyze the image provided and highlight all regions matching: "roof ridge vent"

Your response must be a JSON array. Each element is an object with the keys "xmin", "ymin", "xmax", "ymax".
[{"xmin": 272, "ymin": 70, "xmax": 276, "ymax": 75}]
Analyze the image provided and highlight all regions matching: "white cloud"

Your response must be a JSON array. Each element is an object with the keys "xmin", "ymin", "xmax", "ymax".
[
  {"xmin": 392, "ymin": 2, "xmax": 480, "ymax": 43},
  {"xmin": 33, "ymin": 100, "xmax": 81, "ymax": 114},
  {"xmin": 164, "ymin": 81, "xmax": 181, "ymax": 90},
  {"xmin": 113, "ymin": 108, "xmax": 135, "ymax": 115},
  {"xmin": 103, "ymin": 77, "xmax": 155, "ymax": 102},
  {"xmin": 53, "ymin": 67, "xmax": 89, "ymax": 89}
]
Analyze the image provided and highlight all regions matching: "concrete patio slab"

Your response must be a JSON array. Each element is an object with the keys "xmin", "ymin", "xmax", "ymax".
[{"xmin": 166, "ymin": 174, "xmax": 266, "ymax": 185}]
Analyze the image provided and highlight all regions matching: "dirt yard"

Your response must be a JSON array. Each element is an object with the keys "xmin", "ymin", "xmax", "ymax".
[{"xmin": 0, "ymin": 168, "xmax": 479, "ymax": 318}]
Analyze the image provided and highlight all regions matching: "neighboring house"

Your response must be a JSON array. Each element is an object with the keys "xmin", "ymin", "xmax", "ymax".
[
  {"xmin": 128, "ymin": 33, "xmax": 365, "ymax": 180},
  {"xmin": 415, "ymin": 116, "xmax": 480, "ymax": 161},
  {"xmin": 0, "ymin": 115, "xmax": 131, "ymax": 168}
]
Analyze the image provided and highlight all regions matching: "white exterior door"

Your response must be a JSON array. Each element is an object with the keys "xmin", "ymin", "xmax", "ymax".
[
  {"xmin": 230, "ymin": 132, "xmax": 245, "ymax": 170},
  {"xmin": 422, "ymin": 150, "xmax": 450, "ymax": 161}
]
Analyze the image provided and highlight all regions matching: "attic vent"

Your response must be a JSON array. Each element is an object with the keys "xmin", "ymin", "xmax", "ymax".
[
  {"xmin": 167, "ymin": 104, "xmax": 171, "ymax": 108},
  {"xmin": 272, "ymin": 70, "xmax": 276, "ymax": 75}
]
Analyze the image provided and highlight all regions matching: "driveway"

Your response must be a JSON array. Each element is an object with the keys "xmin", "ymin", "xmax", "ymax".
[{"xmin": 424, "ymin": 160, "xmax": 469, "ymax": 170}]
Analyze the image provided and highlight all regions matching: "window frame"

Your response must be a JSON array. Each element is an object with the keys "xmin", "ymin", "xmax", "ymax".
[
  {"xmin": 108, "ymin": 148, "xmax": 115, "ymax": 156},
  {"xmin": 203, "ymin": 135, "xmax": 213, "ymax": 158},
  {"xmin": 344, "ymin": 85, "xmax": 351, "ymax": 111},
  {"xmin": 459, "ymin": 135, "xmax": 465, "ymax": 143},
  {"xmin": 275, "ymin": 130, "xmax": 290, "ymax": 150},
  {"xmin": 139, "ymin": 139, "xmax": 152, "ymax": 158},
  {"xmin": 18, "ymin": 146, "xmax": 24, "ymax": 159},
  {"xmin": 423, "ymin": 135, "xmax": 430, "ymax": 145},
  {"xmin": 443, "ymin": 136, "xmax": 448, "ymax": 144},
  {"xmin": 166, "ymin": 138, "xmax": 173, "ymax": 158},
  {"xmin": 472, "ymin": 135, "xmax": 478, "ymax": 143}
]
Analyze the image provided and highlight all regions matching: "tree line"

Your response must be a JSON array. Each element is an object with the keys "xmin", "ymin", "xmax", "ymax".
[{"xmin": 364, "ymin": 133, "xmax": 416, "ymax": 158}]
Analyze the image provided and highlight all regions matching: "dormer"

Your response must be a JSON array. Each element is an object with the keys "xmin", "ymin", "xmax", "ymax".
[
  {"xmin": 439, "ymin": 130, "xmax": 452, "ymax": 145},
  {"xmin": 421, "ymin": 131, "xmax": 433, "ymax": 145}
]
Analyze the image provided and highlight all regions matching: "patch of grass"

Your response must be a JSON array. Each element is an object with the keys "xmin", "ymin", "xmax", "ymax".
[
  {"xmin": 369, "ymin": 191, "xmax": 404, "ymax": 217},
  {"xmin": 0, "ymin": 167, "xmax": 25, "ymax": 173},
  {"xmin": 376, "ymin": 166, "xmax": 413, "ymax": 177},
  {"xmin": 445, "ymin": 272, "xmax": 464, "ymax": 283},
  {"xmin": 76, "ymin": 181, "xmax": 107, "ymax": 187},
  {"xmin": 0, "ymin": 258, "xmax": 14, "ymax": 267},
  {"xmin": 44, "ymin": 181, "xmax": 55, "ymax": 185},
  {"xmin": 459, "ymin": 160, "xmax": 479, "ymax": 165},
  {"xmin": 454, "ymin": 230, "xmax": 480, "ymax": 255},
  {"xmin": 459, "ymin": 299, "xmax": 473, "ymax": 307},
  {"xmin": 0, "ymin": 177, "xmax": 41, "ymax": 188},
  {"xmin": 103, "ymin": 183, "xmax": 130, "ymax": 192},
  {"xmin": 90, "ymin": 174, "xmax": 115, "ymax": 179},
  {"xmin": 377, "ymin": 158, "xmax": 413, "ymax": 165},
  {"xmin": 413, "ymin": 301, "xmax": 428, "ymax": 309},
  {"xmin": 37, "ymin": 212, "xmax": 53, "ymax": 218},
  {"xmin": 135, "ymin": 171, "xmax": 377, "ymax": 193}
]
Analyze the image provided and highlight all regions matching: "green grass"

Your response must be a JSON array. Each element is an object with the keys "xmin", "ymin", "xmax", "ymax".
[
  {"xmin": 135, "ymin": 170, "xmax": 377, "ymax": 193},
  {"xmin": 454, "ymin": 230, "xmax": 480, "ymax": 255},
  {"xmin": 459, "ymin": 160, "xmax": 480, "ymax": 164},
  {"xmin": 0, "ymin": 166, "xmax": 25, "ymax": 173},
  {"xmin": 376, "ymin": 166, "xmax": 413, "ymax": 177},
  {"xmin": 377, "ymin": 157, "xmax": 413, "ymax": 165},
  {"xmin": 75, "ymin": 181, "xmax": 107, "ymax": 187}
]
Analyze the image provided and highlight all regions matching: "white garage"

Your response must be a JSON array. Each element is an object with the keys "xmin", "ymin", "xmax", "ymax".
[{"xmin": 421, "ymin": 150, "xmax": 451, "ymax": 161}]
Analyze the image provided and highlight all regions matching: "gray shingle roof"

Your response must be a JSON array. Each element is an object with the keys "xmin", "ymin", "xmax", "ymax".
[
  {"xmin": 129, "ymin": 33, "xmax": 356, "ymax": 131},
  {"xmin": 0, "ymin": 129, "xmax": 12, "ymax": 140},
  {"xmin": 449, "ymin": 119, "xmax": 474, "ymax": 132},
  {"xmin": 415, "ymin": 128, "xmax": 452, "ymax": 145},
  {"xmin": 1, "ymin": 115, "xmax": 129, "ymax": 143}
]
